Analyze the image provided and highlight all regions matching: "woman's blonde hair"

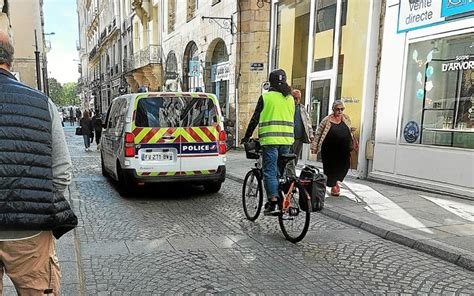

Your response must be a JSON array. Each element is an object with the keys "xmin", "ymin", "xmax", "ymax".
[{"xmin": 332, "ymin": 99, "xmax": 345, "ymax": 111}]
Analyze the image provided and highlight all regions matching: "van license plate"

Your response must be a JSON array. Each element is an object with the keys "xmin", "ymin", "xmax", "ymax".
[{"xmin": 142, "ymin": 152, "xmax": 173, "ymax": 161}]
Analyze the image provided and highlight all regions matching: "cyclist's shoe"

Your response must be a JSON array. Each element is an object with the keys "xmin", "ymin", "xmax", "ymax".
[{"xmin": 263, "ymin": 201, "xmax": 280, "ymax": 216}]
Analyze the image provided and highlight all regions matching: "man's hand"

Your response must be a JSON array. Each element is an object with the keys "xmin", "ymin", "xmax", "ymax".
[{"xmin": 350, "ymin": 127, "xmax": 357, "ymax": 132}]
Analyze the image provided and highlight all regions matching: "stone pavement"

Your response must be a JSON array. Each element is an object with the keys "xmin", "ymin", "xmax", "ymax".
[{"xmin": 226, "ymin": 150, "xmax": 474, "ymax": 271}]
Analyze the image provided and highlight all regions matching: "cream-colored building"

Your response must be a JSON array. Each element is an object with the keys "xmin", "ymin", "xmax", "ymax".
[
  {"xmin": 78, "ymin": 0, "xmax": 125, "ymax": 113},
  {"xmin": 8, "ymin": 0, "xmax": 47, "ymax": 90}
]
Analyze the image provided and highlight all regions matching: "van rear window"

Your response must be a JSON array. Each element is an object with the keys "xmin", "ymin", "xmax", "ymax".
[{"xmin": 135, "ymin": 96, "xmax": 218, "ymax": 128}]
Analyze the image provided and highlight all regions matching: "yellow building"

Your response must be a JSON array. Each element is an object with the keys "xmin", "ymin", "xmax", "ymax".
[
  {"xmin": 8, "ymin": 0, "xmax": 47, "ymax": 91},
  {"xmin": 269, "ymin": 0, "xmax": 381, "ymax": 176}
]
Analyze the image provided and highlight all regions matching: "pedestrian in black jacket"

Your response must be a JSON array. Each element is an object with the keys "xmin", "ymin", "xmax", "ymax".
[
  {"xmin": 92, "ymin": 110, "xmax": 103, "ymax": 149},
  {"xmin": 0, "ymin": 30, "xmax": 77, "ymax": 295},
  {"xmin": 80, "ymin": 110, "xmax": 93, "ymax": 151}
]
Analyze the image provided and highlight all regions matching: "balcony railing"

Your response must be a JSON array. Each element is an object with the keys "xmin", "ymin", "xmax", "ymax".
[
  {"xmin": 89, "ymin": 45, "xmax": 97, "ymax": 61},
  {"xmin": 125, "ymin": 45, "xmax": 162, "ymax": 72}
]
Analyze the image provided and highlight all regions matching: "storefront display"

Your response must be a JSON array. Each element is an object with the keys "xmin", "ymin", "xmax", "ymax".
[{"xmin": 401, "ymin": 33, "xmax": 473, "ymax": 149}]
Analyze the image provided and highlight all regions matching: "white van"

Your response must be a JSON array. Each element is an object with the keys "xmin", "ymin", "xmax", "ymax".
[{"xmin": 100, "ymin": 92, "xmax": 227, "ymax": 194}]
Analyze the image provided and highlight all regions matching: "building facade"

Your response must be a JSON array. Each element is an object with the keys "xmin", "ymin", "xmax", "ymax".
[
  {"xmin": 268, "ymin": 0, "xmax": 382, "ymax": 177},
  {"xmin": 77, "ymin": 0, "xmax": 271, "ymax": 144},
  {"xmin": 8, "ymin": 0, "xmax": 47, "ymax": 90},
  {"xmin": 372, "ymin": 0, "xmax": 474, "ymax": 197},
  {"xmin": 160, "ymin": 0, "xmax": 271, "ymax": 145},
  {"xmin": 77, "ymin": 0, "xmax": 129, "ymax": 113}
]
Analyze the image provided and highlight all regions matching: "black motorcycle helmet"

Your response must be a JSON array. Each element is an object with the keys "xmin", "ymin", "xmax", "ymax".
[{"xmin": 268, "ymin": 69, "xmax": 287, "ymax": 87}]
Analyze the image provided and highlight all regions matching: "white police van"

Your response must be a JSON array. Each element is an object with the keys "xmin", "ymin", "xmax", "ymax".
[{"xmin": 100, "ymin": 92, "xmax": 227, "ymax": 194}]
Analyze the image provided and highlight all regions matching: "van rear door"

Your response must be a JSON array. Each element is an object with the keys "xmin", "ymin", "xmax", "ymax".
[
  {"xmin": 178, "ymin": 94, "xmax": 223, "ymax": 175},
  {"xmin": 132, "ymin": 94, "xmax": 181, "ymax": 177}
]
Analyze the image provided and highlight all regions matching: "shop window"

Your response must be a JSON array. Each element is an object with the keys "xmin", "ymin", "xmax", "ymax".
[
  {"xmin": 315, "ymin": 0, "xmax": 347, "ymax": 33},
  {"xmin": 168, "ymin": 0, "xmax": 176, "ymax": 33},
  {"xmin": 275, "ymin": 0, "xmax": 310, "ymax": 103},
  {"xmin": 312, "ymin": 0, "xmax": 347, "ymax": 72},
  {"xmin": 401, "ymin": 33, "xmax": 474, "ymax": 149},
  {"xmin": 187, "ymin": 0, "xmax": 197, "ymax": 22}
]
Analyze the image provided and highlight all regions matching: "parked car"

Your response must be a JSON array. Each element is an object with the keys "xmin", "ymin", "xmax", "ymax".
[{"xmin": 100, "ymin": 92, "xmax": 227, "ymax": 195}]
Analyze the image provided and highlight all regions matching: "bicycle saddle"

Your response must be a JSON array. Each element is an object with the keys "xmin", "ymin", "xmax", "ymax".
[{"xmin": 280, "ymin": 153, "xmax": 297, "ymax": 163}]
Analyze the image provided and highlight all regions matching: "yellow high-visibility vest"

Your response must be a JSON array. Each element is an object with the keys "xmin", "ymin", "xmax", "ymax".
[{"xmin": 258, "ymin": 91, "xmax": 295, "ymax": 145}]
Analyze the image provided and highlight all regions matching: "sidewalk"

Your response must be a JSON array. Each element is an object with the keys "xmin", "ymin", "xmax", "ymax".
[{"xmin": 225, "ymin": 150, "xmax": 474, "ymax": 271}]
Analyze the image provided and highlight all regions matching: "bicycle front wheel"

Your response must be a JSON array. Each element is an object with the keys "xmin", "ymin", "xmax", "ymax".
[
  {"xmin": 278, "ymin": 182, "xmax": 311, "ymax": 243},
  {"xmin": 242, "ymin": 170, "xmax": 263, "ymax": 221}
]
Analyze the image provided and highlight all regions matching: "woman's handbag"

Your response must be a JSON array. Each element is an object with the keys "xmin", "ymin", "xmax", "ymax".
[{"xmin": 75, "ymin": 127, "xmax": 83, "ymax": 136}]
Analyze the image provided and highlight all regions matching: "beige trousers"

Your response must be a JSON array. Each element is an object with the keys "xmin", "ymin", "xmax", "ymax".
[{"xmin": 0, "ymin": 231, "xmax": 61, "ymax": 296}]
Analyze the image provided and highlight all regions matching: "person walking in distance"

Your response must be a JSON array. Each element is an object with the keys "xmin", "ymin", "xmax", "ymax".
[
  {"xmin": 76, "ymin": 108, "xmax": 82, "ymax": 126},
  {"xmin": 80, "ymin": 110, "xmax": 93, "ymax": 151},
  {"xmin": 69, "ymin": 107, "xmax": 75, "ymax": 126},
  {"xmin": 242, "ymin": 69, "xmax": 295, "ymax": 215},
  {"xmin": 287, "ymin": 89, "xmax": 314, "ymax": 177},
  {"xmin": 0, "ymin": 30, "xmax": 78, "ymax": 295},
  {"xmin": 310, "ymin": 100, "xmax": 356, "ymax": 196},
  {"xmin": 92, "ymin": 110, "xmax": 103, "ymax": 149}
]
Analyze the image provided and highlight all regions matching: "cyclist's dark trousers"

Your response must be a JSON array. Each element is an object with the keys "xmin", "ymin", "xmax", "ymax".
[
  {"xmin": 262, "ymin": 145, "xmax": 291, "ymax": 200},
  {"xmin": 95, "ymin": 129, "xmax": 102, "ymax": 145}
]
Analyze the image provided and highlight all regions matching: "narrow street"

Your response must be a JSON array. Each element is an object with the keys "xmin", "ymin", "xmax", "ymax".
[{"xmin": 63, "ymin": 126, "xmax": 474, "ymax": 295}]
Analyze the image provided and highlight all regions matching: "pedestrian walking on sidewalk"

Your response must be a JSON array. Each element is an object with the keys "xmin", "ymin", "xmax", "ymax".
[
  {"xmin": 80, "ymin": 110, "xmax": 93, "ymax": 151},
  {"xmin": 287, "ymin": 89, "xmax": 314, "ymax": 177},
  {"xmin": 69, "ymin": 107, "xmax": 75, "ymax": 126},
  {"xmin": 0, "ymin": 30, "xmax": 78, "ymax": 296},
  {"xmin": 92, "ymin": 110, "xmax": 103, "ymax": 149},
  {"xmin": 242, "ymin": 69, "xmax": 295, "ymax": 215},
  {"xmin": 310, "ymin": 100, "xmax": 355, "ymax": 196}
]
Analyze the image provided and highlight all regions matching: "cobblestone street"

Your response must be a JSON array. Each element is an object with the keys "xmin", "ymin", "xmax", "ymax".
[{"xmin": 65, "ymin": 127, "xmax": 474, "ymax": 295}]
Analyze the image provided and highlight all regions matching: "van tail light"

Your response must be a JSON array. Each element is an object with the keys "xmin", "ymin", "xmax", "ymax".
[
  {"xmin": 218, "ymin": 130, "xmax": 226, "ymax": 155},
  {"xmin": 124, "ymin": 132, "xmax": 135, "ymax": 157}
]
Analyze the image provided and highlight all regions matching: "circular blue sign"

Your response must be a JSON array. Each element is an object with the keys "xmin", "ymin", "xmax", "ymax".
[{"xmin": 404, "ymin": 121, "xmax": 420, "ymax": 143}]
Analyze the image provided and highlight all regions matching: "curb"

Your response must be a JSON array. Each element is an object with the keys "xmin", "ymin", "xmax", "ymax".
[
  {"xmin": 68, "ymin": 181, "xmax": 86, "ymax": 296},
  {"xmin": 226, "ymin": 172, "xmax": 474, "ymax": 272}
]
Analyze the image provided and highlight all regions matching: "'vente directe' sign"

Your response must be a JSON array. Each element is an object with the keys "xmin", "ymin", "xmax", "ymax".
[{"xmin": 397, "ymin": 0, "xmax": 474, "ymax": 33}]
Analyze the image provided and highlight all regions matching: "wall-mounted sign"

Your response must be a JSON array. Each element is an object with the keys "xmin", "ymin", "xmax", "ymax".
[
  {"xmin": 398, "ymin": 0, "xmax": 443, "ymax": 33},
  {"xmin": 250, "ymin": 63, "xmax": 264, "ymax": 71},
  {"xmin": 398, "ymin": 0, "xmax": 474, "ymax": 33},
  {"xmin": 403, "ymin": 121, "xmax": 420, "ymax": 143},
  {"xmin": 215, "ymin": 61, "xmax": 230, "ymax": 82},
  {"xmin": 188, "ymin": 60, "xmax": 200, "ymax": 77},
  {"xmin": 441, "ymin": 55, "xmax": 474, "ymax": 71},
  {"xmin": 165, "ymin": 71, "xmax": 179, "ymax": 80},
  {"xmin": 441, "ymin": 0, "xmax": 474, "ymax": 17},
  {"xmin": 341, "ymin": 97, "xmax": 360, "ymax": 103}
]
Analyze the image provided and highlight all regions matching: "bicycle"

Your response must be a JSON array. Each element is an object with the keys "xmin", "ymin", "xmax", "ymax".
[{"xmin": 242, "ymin": 139, "xmax": 311, "ymax": 243}]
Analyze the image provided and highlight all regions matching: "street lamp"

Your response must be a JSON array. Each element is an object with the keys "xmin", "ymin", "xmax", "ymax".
[{"xmin": 42, "ymin": 32, "xmax": 55, "ymax": 97}]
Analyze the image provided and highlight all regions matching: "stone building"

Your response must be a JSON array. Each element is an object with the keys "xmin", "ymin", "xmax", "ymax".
[
  {"xmin": 77, "ymin": 0, "xmax": 126, "ymax": 113},
  {"xmin": 77, "ymin": 0, "xmax": 271, "ymax": 144},
  {"xmin": 160, "ymin": 0, "xmax": 271, "ymax": 145},
  {"xmin": 7, "ymin": 0, "xmax": 47, "ymax": 91}
]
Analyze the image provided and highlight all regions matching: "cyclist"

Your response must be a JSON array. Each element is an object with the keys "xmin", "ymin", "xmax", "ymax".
[{"xmin": 241, "ymin": 69, "xmax": 295, "ymax": 215}]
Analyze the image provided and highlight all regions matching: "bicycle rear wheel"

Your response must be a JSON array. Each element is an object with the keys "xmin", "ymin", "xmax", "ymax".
[
  {"xmin": 242, "ymin": 170, "xmax": 263, "ymax": 221},
  {"xmin": 278, "ymin": 182, "xmax": 311, "ymax": 243}
]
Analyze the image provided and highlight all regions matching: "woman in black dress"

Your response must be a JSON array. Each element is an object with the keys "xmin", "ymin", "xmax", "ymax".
[{"xmin": 311, "ymin": 100, "xmax": 355, "ymax": 196}]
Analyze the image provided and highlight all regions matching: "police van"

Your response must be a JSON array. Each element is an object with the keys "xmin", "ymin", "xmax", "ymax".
[{"xmin": 100, "ymin": 92, "xmax": 227, "ymax": 194}]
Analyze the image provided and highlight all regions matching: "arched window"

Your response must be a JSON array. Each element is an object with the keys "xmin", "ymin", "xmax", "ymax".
[
  {"xmin": 165, "ymin": 51, "xmax": 178, "ymax": 91},
  {"xmin": 183, "ymin": 42, "xmax": 200, "ymax": 92},
  {"xmin": 210, "ymin": 39, "xmax": 229, "ymax": 115}
]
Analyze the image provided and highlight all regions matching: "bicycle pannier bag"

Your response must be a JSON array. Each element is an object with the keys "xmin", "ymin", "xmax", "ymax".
[
  {"xmin": 299, "ymin": 165, "xmax": 327, "ymax": 212},
  {"xmin": 75, "ymin": 127, "xmax": 83, "ymax": 136}
]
